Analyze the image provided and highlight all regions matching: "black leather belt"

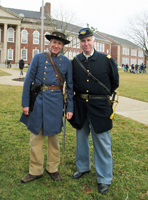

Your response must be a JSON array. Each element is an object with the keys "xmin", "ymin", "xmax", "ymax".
[{"xmin": 76, "ymin": 94, "xmax": 109, "ymax": 100}]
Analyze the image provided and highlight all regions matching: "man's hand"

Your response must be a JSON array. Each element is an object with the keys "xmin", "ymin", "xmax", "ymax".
[
  {"xmin": 66, "ymin": 112, "xmax": 73, "ymax": 120},
  {"xmin": 23, "ymin": 107, "xmax": 29, "ymax": 115}
]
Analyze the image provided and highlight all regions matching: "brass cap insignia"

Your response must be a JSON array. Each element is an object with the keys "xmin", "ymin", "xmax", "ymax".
[{"xmin": 80, "ymin": 31, "xmax": 86, "ymax": 35}]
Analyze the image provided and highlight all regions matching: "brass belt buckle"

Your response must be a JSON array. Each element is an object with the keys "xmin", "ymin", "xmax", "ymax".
[
  {"xmin": 81, "ymin": 94, "xmax": 89, "ymax": 99},
  {"xmin": 42, "ymin": 84, "xmax": 48, "ymax": 92}
]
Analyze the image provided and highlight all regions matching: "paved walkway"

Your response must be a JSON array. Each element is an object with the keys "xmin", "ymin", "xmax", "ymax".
[
  {"xmin": 0, "ymin": 67, "xmax": 26, "ymax": 86},
  {"xmin": 0, "ymin": 68, "xmax": 148, "ymax": 126}
]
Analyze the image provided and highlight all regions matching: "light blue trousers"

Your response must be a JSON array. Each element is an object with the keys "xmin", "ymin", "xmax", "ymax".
[{"xmin": 76, "ymin": 116, "xmax": 113, "ymax": 185}]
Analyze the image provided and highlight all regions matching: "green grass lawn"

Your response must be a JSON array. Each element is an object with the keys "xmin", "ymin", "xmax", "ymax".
[
  {"xmin": 0, "ymin": 69, "xmax": 11, "ymax": 76},
  {"xmin": 0, "ymin": 70, "xmax": 148, "ymax": 199},
  {"xmin": 118, "ymin": 71, "xmax": 148, "ymax": 102}
]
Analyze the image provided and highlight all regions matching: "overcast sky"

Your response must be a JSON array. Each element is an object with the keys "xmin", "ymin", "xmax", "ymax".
[{"xmin": 1, "ymin": 0, "xmax": 147, "ymax": 38}]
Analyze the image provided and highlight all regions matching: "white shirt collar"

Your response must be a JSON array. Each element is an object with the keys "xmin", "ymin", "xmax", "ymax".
[{"xmin": 83, "ymin": 49, "xmax": 94, "ymax": 60}]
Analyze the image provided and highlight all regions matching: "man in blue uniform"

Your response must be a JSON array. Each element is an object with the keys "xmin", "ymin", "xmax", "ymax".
[
  {"xmin": 69, "ymin": 28, "xmax": 119, "ymax": 194},
  {"xmin": 20, "ymin": 31, "xmax": 73, "ymax": 183}
]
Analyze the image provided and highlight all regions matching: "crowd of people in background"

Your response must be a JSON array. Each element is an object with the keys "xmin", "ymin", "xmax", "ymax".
[{"xmin": 122, "ymin": 63, "xmax": 147, "ymax": 73}]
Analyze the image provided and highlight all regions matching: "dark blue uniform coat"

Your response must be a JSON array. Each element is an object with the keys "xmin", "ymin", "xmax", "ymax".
[
  {"xmin": 20, "ymin": 51, "xmax": 73, "ymax": 136},
  {"xmin": 69, "ymin": 50, "xmax": 119, "ymax": 133}
]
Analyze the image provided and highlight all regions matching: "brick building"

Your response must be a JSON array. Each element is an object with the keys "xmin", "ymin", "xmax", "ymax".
[
  {"xmin": 0, "ymin": 2, "xmax": 145, "ymax": 67},
  {"xmin": 0, "ymin": 3, "xmax": 112, "ymax": 66},
  {"xmin": 97, "ymin": 32, "xmax": 146, "ymax": 67}
]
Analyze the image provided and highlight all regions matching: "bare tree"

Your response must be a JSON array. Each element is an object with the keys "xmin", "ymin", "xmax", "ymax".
[
  {"xmin": 124, "ymin": 11, "xmax": 148, "ymax": 60},
  {"xmin": 45, "ymin": 2, "xmax": 84, "ymax": 54}
]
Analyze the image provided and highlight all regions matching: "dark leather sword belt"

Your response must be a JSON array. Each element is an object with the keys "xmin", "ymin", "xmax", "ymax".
[
  {"xmin": 41, "ymin": 85, "xmax": 61, "ymax": 91},
  {"xmin": 76, "ymin": 94, "xmax": 110, "ymax": 100}
]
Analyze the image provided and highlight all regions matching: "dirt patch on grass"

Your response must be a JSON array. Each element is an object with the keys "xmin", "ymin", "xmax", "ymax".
[{"xmin": 12, "ymin": 78, "xmax": 25, "ymax": 82}]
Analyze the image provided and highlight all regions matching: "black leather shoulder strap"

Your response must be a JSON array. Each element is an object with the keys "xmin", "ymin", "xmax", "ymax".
[
  {"xmin": 43, "ymin": 52, "xmax": 64, "ymax": 84},
  {"xmin": 75, "ymin": 56, "xmax": 111, "ymax": 94}
]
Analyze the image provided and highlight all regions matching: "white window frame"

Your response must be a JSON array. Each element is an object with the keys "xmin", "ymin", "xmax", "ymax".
[
  {"xmin": 131, "ymin": 58, "xmax": 136, "ymax": 65},
  {"xmin": 97, "ymin": 42, "xmax": 99, "ymax": 51},
  {"xmin": 100, "ymin": 43, "xmax": 104, "ymax": 52},
  {"xmin": 77, "ymin": 41, "xmax": 80, "ymax": 49},
  {"xmin": 7, "ymin": 28, "xmax": 14, "ymax": 42},
  {"xmin": 0, "ymin": 28, "xmax": 1, "ymax": 42},
  {"xmin": 69, "ymin": 36, "xmax": 72, "ymax": 47},
  {"xmin": 94, "ymin": 42, "xmax": 97, "ymax": 50},
  {"xmin": 21, "ymin": 49, "xmax": 27, "ymax": 61},
  {"xmin": 122, "ymin": 47, "xmax": 129, "ymax": 55},
  {"xmin": 73, "ymin": 38, "xmax": 77, "ymax": 48},
  {"xmin": 69, "ymin": 51, "xmax": 73, "ymax": 59},
  {"xmin": 64, "ymin": 51, "xmax": 68, "ymax": 58},
  {"xmin": 73, "ymin": 51, "xmax": 77, "ymax": 57},
  {"xmin": 33, "ymin": 31, "xmax": 39, "ymax": 44},
  {"xmin": 8, "ymin": 49, "xmax": 13, "ymax": 60},
  {"xmin": 138, "ymin": 50, "xmax": 143, "ymax": 57},
  {"xmin": 131, "ymin": 49, "xmax": 137, "ymax": 56},
  {"xmin": 33, "ymin": 49, "xmax": 39, "ymax": 57},
  {"xmin": 44, "ymin": 31, "xmax": 50, "ymax": 45},
  {"xmin": 138, "ymin": 59, "xmax": 143, "ymax": 65},
  {"xmin": 21, "ymin": 30, "xmax": 28, "ymax": 44},
  {"xmin": 122, "ymin": 57, "xmax": 129, "ymax": 65}
]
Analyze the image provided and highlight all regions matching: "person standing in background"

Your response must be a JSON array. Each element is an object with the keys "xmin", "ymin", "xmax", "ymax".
[{"xmin": 19, "ymin": 58, "xmax": 24, "ymax": 77}]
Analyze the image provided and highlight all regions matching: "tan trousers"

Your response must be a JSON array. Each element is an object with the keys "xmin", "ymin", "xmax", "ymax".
[{"xmin": 29, "ymin": 129, "xmax": 60, "ymax": 175}]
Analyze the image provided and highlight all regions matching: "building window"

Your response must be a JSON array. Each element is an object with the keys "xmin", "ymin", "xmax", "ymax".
[
  {"xmin": 131, "ymin": 49, "xmax": 137, "ymax": 56},
  {"xmin": 131, "ymin": 58, "xmax": 136, "ymax": 65},
  {"xmin": 77, "ymin": 41, "xmax": 80, "ymax": 48},
  {"xmin": 94, "ymin": 42, "xmax": 97, "ymax": 50},
  {"xmin": 122, "ymin": 57, "xmax": 129, "ymax": 65},
  {"xmin": 100, "ymin": 43, "xmax": 104, "ymax": 52},
  {"xmin": 73, "ymin": 38, "xmax": 77, "ymax": 48},
  {"xmin": 97, "ymin": 43, "xmax": 99, "ymax": 51},
  {"xmin": 45, "ymin": 32, "xmax": 50, "ymax": 45},
  {"xmin": 64, "ymin": 51, "xmax": 68, "ymax": 57},
  {"xmin": 138, "ymin": 59, "xmax": 143, "ymax": 65},
  {"xmin": 138, "ymin": 50, "xmax": 143, "ymax": 57},
  {"xmin": 69, "ymin": 36, "xmax": 72, "ymax": 47},
  {"xmin": 122, "ymin": 47, "xmax": 129, "ymax": 55},
  {"xmin": 0, "ymin": 28, "xmax": 1, "ymax": 42},
  {"xmin": 73, "ymin": 51, "xmax": 77, "ymax": 57},
  {"xmin": 33, "ymin": 49, "xmax": 39, "ymax": 57},
  {"xmin": 21, "ymin": 49, "xmax": 27, "ymax": 61},
  {"xmin": 21, "ymin": 30, "xmax": 28, "ymax": 43},
  {"xmin": 8, "ymin": 49, "xmax": 13, "ymax": 60},
  {"xmin": 33, "ymin": 31, "xmax": 39, "ymax": 44},
  {"xmin": 69, "ymin": 51, "xmax": 73, "ymax": 59},
  {"xmin": 7, "ymin": 28, "xmax": 14, "ymax": 42}
]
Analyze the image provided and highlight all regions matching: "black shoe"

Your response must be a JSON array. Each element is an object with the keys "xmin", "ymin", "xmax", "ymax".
[
  {"xmin": 21, "ymin": 173, "xmax": 43, "ymax": 183},
  {"xmin": 98, "ymin": 184, "xmax": 109, "ymax": 194},
  {"xmin": 73, "ymin": 171, "xmax": 90, "ymax": 179},
  {"xmin": 46, "ymin": 170, "xmax": 62, "ymax": 181}
]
